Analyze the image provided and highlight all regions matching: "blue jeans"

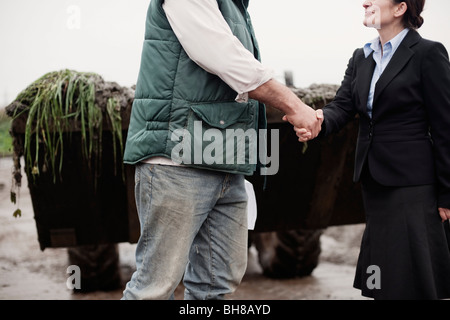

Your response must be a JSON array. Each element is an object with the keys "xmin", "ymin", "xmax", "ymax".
[{"xmin": 122, "ymin": 164, "xmax": 248, "ymax": 300}]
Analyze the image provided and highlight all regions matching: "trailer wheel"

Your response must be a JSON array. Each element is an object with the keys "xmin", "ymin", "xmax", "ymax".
[
  {"xmin": 252, "ymin": 229, "xmax": 323, "ymax": 278},
  {"xmin": 67, "ymin": 244, "xmax": 121, "ymax": 292}
]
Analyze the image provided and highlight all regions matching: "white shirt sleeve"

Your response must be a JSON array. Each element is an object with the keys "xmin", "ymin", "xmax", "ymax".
[{"xmin": 162, "ymin": 0, "xmax": 273, "ymax": 102}]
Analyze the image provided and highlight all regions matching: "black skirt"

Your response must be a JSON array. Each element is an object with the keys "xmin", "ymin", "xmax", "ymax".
[{"xmin": 353, "ymin": 168, "xmax": 450, "ymax": 300}]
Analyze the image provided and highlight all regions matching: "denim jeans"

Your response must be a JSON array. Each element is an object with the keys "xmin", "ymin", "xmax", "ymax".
[{"xmin": 122, "ymin": 164, "xmax": 248, "ymax": 300}]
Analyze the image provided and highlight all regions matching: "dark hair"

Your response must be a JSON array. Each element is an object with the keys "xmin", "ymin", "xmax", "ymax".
[{"xmin": 393, "ymin": 0, "xmax": 425, "ymax": 29}]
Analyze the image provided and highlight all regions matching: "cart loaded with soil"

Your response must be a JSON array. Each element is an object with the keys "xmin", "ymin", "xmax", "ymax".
[{"xmin": 5, "ymin": 70, "xmax": 364, "ymax": 291}]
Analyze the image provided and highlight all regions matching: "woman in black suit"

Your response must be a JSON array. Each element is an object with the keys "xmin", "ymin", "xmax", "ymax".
[{"xmin": 296, "ymin": 0, "xmax": 450, "ymax": 299}]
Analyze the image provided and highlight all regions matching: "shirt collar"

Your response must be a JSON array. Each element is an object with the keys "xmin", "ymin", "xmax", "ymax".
[{"xmin": 363, "ymin": 28, "xmax": 410, "ymax": 58}]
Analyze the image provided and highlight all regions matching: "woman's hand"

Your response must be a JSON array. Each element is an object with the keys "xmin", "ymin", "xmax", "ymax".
[
  {"xmin": 294, "ymin": 127, "xmax": 312, "ymax": 142},
  {"xmin": 290, "ymin": 109, "xmax": 324, "ymax": 142},
  {"xmin": 439, "ymin": 208, "xmax": 450, "ymax": 222}
]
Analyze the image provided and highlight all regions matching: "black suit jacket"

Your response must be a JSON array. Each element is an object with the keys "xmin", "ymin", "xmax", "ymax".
[{"xmin": 322, "ymin": 30, "xmax": 450, "ymax": 208}]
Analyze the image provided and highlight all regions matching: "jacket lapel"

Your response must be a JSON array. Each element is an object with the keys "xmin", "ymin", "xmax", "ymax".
[
  {"xmin": 357, "ymin": 51, "xmax": 376, "ymax": 116},
  {"xmin": 373, "ymin": 30, "xmax": 421, "ymax": 106}
]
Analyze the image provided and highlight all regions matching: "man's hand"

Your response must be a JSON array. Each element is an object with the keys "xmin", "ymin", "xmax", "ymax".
[
  {"xmin": 439, "ymin": 208, "xmax": 450, "ymax": 222},
  {"xmin": 282, "ymin": 107, "xmax": 323, "ymax": 140},
  {"xmin": 291, "ymin": 109, "xmax": 324, "ymax": 142},
  {"xmin": 249, "ymin": 79, "xmax": 323, "ymax": 139}
]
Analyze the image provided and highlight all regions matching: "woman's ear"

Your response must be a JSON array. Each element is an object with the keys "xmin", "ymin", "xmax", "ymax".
[{"xmin": 394, "ymin": 1, "xmax": 408, "ymax": 18}]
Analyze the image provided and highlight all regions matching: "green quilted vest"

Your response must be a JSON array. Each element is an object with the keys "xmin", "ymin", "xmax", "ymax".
[{"xmin": 123, "ymin": 0, "xmax": 267, "ymax": 175}]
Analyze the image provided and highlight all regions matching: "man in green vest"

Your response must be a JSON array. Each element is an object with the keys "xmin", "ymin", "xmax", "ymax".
[{"xmin": 122, "ymin": 0, "xmax": 322, "ymax": 300}]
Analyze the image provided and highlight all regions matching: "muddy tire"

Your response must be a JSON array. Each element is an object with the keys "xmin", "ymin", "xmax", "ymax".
[
  {"xmin": 252, "ymin": 229, "xmax": 323, "ymax": 278},
  {"xmin": 67, "ymin": 244, "xmax": 121, "ymax": 292}
]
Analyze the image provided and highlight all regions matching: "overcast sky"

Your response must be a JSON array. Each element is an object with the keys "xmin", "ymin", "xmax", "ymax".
[{"xmin": 1, "ymin": 0, "xmax": 449, "ymax": 108}]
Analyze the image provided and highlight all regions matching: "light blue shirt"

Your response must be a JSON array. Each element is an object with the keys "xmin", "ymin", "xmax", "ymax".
[{"xmin": 363, "ymin": 28, "xmax": 410, "ymax": 118}]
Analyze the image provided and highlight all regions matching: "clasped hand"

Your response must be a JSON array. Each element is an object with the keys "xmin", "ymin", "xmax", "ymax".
[{"xmin": 283, "ymin": 108, "xmax": 324, "ymax": 142}]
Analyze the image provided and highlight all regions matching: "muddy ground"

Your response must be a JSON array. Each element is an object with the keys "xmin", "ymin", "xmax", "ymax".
[{"xmin": 0, "ymin": 156, "xmax": 368, "ymax": 300}]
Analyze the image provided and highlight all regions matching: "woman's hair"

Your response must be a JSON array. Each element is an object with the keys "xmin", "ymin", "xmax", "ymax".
[{"xmin": 393, "ymin": 0, "xmax": 426, "ymax": 29}]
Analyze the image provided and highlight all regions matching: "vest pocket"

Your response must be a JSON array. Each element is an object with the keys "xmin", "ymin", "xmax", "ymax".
[
  {"xmin": 190, "ymin": 101, "xmax": 253, "ymax": 129},
  {"xmin": 180, "ymin": 100, "xmax": 259, "ymax": 174}
]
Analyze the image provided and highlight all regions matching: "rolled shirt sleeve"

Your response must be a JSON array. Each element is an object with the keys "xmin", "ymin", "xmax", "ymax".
[{"xmin": 162, "ymin": 0, "xmax": 273, "ymax": 102}]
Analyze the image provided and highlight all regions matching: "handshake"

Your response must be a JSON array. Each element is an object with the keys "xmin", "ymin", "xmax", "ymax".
[
  {"xmin": 249, "ymin": 79, "xmax": 324, "ymax": 143},
  {"xmin": 282, "ymin": 106, "xmax": 324, "ymax": 143}
]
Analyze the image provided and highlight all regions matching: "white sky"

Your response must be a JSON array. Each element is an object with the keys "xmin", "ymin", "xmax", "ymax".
[{"xmin": 1, "ymin": 0, "xmax": 449, "ymax": 108}]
